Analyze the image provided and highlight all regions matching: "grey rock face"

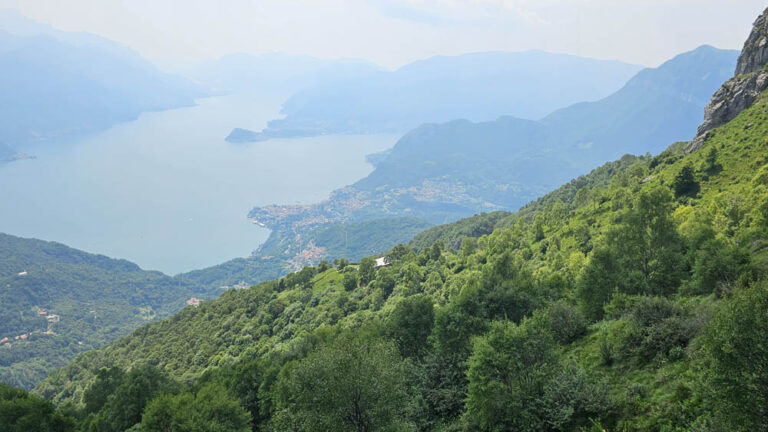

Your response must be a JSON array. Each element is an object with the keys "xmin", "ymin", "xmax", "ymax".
[
  {"xmin": 736, "ymin": 10, "xmax": 768, "ymax": 76},
  {"xmin": 686, "ymin": 6, "xmax": 768, "ymax": 153}
]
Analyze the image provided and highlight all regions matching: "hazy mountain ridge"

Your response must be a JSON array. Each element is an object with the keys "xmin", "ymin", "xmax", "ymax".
[
  {"xmin": 228, "ymin": 50, "xmax": 643, "ymax": 142},
  {"xmin": 0, "ymin": 11, "xmax": 205, "ymax": 150}
]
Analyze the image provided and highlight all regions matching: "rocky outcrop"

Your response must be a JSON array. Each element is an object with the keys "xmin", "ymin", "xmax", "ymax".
[
  {"xmin": 686, "ymin": 6, "xmax": 768, "ymax": 153},
  {"xmin": 735, "ymin": 9, "xmax": 768, "ymax": 76}
]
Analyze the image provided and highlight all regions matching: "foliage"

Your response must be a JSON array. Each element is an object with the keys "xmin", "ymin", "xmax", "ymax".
[
  {"xmin": 0, "ymin": 382, "xmax": 74, "ymax": 432},
  {"xmin": 140, "ymin": 383, "xmax": 251, "ymax": 432},
  {"xmin": 273, "ymin": 336, "xmax": 410, "ymax": 432},
  {"xmin": 702, "ymin": 282, "xmax": 768, "ymax": 430}
]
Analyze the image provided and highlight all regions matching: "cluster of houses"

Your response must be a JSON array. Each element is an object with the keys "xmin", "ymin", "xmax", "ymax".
[
  {"xmin": 186, "ymin": 297, "xmax": 202, "ymax": 307},
  {"xmin": 1, "ymin": 309, "xmax": 62, "ymax": 347}
]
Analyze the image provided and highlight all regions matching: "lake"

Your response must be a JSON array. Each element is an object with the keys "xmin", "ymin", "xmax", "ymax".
[{"xmin": 0, "ymin": 93, "xmax": 397, "ymax": 274}]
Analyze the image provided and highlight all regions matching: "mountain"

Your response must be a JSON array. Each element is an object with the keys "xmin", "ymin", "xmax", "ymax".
[
  {"xmin": 350, "ymin": 45, "xmax": 738, "ymax": 215},
  {"xmin": 229, "ymin": 51, "xmax": 643, "ymax": 141},
  {"xmin": 0, "ymin": 233, "xmax": 214, "ymax": 390},
  {"xmin": 187, "ymin": 52, "xmax": 381, "ymax": 96},
  {"xmin": 31, "ymin": 8, "xmax": 768, "ymax": 431},
  {"xmin": 216, "ymin": 45, "xmax": 736, "ymax": 284},
  {"xmin": 686, "ymin": 11, "xmax": 768, "ymax": 153},
  {"xmin": 544, "ymin": 44, "xmax": 739, "ymax": 160},
  {"xmin": 0, "ymin": 11, "xmax": 205, "ymax": 149}
]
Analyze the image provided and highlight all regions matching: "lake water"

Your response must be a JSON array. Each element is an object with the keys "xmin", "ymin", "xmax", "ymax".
[{"xmin": 0, "ymin": 93, "xmax": 397, "ymax": 274}]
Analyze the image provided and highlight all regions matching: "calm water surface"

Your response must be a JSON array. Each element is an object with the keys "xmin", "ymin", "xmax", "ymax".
[{"xmin": 0, "ymin": 93, "xmax": 396, "ymax": 274}]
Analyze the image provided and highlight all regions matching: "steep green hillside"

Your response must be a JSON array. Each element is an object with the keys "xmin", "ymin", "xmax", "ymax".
[
  {"xmin": 34, "ymin": 73, "xmax": 768, "ymax": 432},
  {"xmin": 0, "ymin": 234, "xmax": 213, "ymax": 389}
]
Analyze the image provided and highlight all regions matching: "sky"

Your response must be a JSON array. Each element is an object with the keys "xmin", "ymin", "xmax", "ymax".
[{"xmin": 0, "ymin": 0, "xmax": 766, "ymax": 69}]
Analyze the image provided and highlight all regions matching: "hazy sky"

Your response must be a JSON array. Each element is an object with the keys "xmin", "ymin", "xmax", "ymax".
[{"xmin": 1, "ymin": 0, "xmax": 766, "ymax": 68}]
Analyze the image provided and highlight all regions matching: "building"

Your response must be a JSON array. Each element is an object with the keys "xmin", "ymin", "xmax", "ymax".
[
  {"xmin": 46, "ymin": 314, "xmax": 60, "ymax": 323},
  {"xmin": 186, "ymin": 297, "xmax": 202, "ymax": 307},
  {"xmin": 375, "ymin": 257, "xmax": 390, "ymax": 267}
]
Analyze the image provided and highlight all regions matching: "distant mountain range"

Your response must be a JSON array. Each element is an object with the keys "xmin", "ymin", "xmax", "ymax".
[
  {"xmin": 0, "ymin": 10, "xmax": 205, "ymax": 156},
  {"xmin": 350, "ymin": 45, "xmax": 739, "ymax": 217},
  {"xmin": 0, "ymin": 233, "xmax": 215, "ymax": 390},
  {"xmin": 226, "ymin": 50, "xmax": 644, "ymax": 142},
  {"xmin": 225, "ymin": 45, "xmax": 738, "ymax": 280}
]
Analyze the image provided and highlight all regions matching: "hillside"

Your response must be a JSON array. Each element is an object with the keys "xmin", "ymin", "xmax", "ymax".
[
  {"xmin": 229, "ymin": 51, "xmax": 643, "ymax": 141},
  {"xmin": 31, "ymin": 8, "xmax": 768, "ymax": 431},
  {"xmin": 0, "ymin": 233, "xmax": 214, "ymax": 390},
  {"xmin": 0, "ymin": 11, "xmax": 204, "ymax": 149}
]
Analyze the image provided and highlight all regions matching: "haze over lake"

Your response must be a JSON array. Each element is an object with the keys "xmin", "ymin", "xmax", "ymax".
[{"xmin": 0, "ymin": 93, "xmax": 396, "ymax": 274}]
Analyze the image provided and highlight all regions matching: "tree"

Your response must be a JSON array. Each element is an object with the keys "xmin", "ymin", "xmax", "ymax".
[
  {"xmin": 334, "ymin": 258, "xmax": 349, "ymax": 271},
  {"xmin": 83, "ymin": 365, "xmax": 173, "ymax": 432},
  {"xmin": 0, "ymin": 383, "xmax": 75, "ymax": 432},
  {"xmin": 703, "ymin": 146, "xmax": 720, "ymax": 174},
  {"xmin": 342, "ymin": 270, "xmax": 358, "ymax": 291},
  {"xmin": 386, "ymin": 294, "xmax": 434, "ymax": 358},
  {"xmin": 673, "ymin": 165, "xmax": 699, "ymax": 198},
  {"xmin": 385, "ymin": 244, "xmax": 414, "ymax": 264},
  {"xmin": 274, "ymin": 337, "xmax": 410, "ymax": 432},
  {"xmin": 581, "ymin": 186, "xmax": 686, "ymax": 312},
  {"xmin": 358, "ymin": 257, "xmax": 376, "ymax": 285},
  {"xmin": 373, "ymin": 267, "xmax": 396, "ymax": 298},
  {"xmin": 464, "ymin": 318, "xmax": 556, "ymax": 431},
  {"xmin": 702, "ymin": 282, "xmax": 768, "ymax": 430},
  {"xmin": 83, "ymin": 367, "xmax": 125, "ymax": 415},
  {"xmin": 578, "ymin": 246, "xmax": 620, "ymax": 321},
  {"xmin": 140, "ymin": 383, "xmax": 251, "ymax": 432},
  {"xmin": 546, "ymin": 301, "xmax": 588, "ymax": 344}
]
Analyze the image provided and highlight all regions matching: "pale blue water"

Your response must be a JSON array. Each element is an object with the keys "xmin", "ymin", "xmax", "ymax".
[{"xmin": 0, "ymin": 93, "xmax": 397, "ymax": 274}]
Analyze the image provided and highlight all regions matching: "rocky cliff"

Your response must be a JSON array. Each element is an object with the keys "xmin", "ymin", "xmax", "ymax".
[{"xmin": 687, "ymin": 6, "xmax": 768, "ymax": 153}]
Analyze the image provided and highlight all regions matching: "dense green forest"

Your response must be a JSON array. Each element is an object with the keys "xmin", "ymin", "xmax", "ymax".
[{"xmin": 0, "ymin": 234, "xmax": 216, "ymax": 389}]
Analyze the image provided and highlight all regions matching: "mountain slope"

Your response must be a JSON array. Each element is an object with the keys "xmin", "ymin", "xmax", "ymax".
[
  {"xmin": 35, "ymin": 9, "xmax": 768, "ymax": 430},
  {"xmin": 0, "ymin": 12, "xmax": 204, "ymax": 148},
  {"xmin": 230, "ymin": 51, "xmax": 643, "ymax": 141},
  {"xmin": 0, "ymin": 233, "xmax": 213, "ymax": 389}
]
